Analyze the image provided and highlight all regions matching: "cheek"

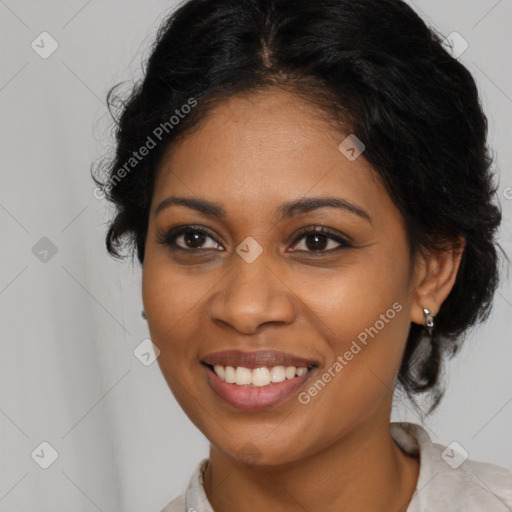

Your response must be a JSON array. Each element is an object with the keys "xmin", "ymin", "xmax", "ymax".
[
  {"xmin": 294, "ymin": 245, "xmax": 413, "ymax": 387},
  {"xmin": 293, "ymin": 271, "xmax": 411, "ymax": 445},
  {"xmin": 141, "ymin": 259, "xmax": 213, "ymax": 425},
  {"xmin": 141, "ymin": 256, "xmax": 203, "ymax": 365},
  {"xmin": 299, "ymin": 246, "xmax": 410, "ymax": 337},
  {"xmin": 142, "ymin": 235, "xmax": 216, "ymax": 329}
]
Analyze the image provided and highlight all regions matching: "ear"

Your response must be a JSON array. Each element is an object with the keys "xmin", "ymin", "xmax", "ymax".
[{"xmin": 410, "ymin": 237, "xmax": 466, "ymax": 326}]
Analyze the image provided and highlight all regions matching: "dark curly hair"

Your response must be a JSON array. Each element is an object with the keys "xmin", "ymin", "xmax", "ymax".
[{"xmin": 92, "ymin": 0, "xmax": 507, "ymax": 414}]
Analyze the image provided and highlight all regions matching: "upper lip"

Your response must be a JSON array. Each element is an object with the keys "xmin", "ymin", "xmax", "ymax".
[{"xmin": 201, "ymin": 349, "xmax": 319, "ymax": 369}]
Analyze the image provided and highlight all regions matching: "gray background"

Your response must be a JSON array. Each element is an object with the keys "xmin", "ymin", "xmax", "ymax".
[{"xmin": 0, "ymin": 0, "xmax": 511, "ymax": 510}]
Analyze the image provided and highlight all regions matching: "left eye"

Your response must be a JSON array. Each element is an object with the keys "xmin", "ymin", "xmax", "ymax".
[{"xmin": 290, "ymin": 227, "xmax": 351, "ymax": 253}]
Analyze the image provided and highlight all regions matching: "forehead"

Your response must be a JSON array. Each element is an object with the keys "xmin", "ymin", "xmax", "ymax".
[{"xmin": 152, "ymin": 87, "xmax": 390, "ymax": 219}]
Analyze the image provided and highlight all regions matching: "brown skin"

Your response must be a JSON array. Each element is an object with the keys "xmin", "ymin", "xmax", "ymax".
[{"xmin": 142, "ymin": 87, "xmax": 464, "ymax": 512}]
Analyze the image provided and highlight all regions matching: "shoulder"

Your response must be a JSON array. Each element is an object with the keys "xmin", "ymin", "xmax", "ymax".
[{"xmin": 391, "ymin": 422, "xmax": 512, "ymax": 512}]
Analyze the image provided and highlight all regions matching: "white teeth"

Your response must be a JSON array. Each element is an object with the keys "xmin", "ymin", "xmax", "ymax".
[
  {"xmin": 270, "ymin": 366, "xmax": 286, "ymax": 383},
  {"xmin": 213, "ymin": 365, "xmax": 225, "ymax": 380},
  {"xmin": 211, "ymin": 364, "xmax": 310, "ymax": 386},
  {"xmin": 224, "ymin": 366, "xmax": 236, "ymax": 383},
  {"xmin": 235, "ymin": 366, "xmax": 252, "ymax": 385},
  {"xmin": 252, "ymin": 367, "xmax": 271, "ymax": 387},
  {"xmin": 285, "ymin": 366, "xmax": 296, "ymax": 379},
  {"xmin": 296, "ymin": 367, "xmax": 308, "ymax": 377}
]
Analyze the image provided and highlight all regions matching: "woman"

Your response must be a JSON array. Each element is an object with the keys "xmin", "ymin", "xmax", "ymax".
[{"xmin": 93, "ymin": 0, "xmax": 512, "ymax": 510}]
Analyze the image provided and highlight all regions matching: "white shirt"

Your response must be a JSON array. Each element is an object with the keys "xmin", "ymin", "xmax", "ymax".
[{"xmin": 160, "ymin": 422, "xmax": 512, "ymax": 511}]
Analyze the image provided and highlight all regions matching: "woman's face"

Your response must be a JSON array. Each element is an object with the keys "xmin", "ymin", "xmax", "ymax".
[{"xmin": 142, "ymin": 87, "xmax": 423, "ymax": 465}]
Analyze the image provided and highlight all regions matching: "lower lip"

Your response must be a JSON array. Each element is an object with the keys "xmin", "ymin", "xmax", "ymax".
[{"xmin": 202, "ymin": 364, "xmax": 317, "ymax": 411}]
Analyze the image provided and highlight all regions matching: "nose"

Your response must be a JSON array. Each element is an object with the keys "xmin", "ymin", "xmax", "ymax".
[{"xmin": 208, "ymin": 253, "xmax": 297, "ymax": 335}]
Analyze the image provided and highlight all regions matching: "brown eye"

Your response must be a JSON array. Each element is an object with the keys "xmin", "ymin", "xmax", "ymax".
[
  {"xmin": 157, "ymin": 226, "xmax": 224, "ymax": 251},
  {"xmin": 290, "ymin": 226, "xmax": 351, "ymax": 253},
  {"xmin": 178, "ymin": 231, "xmax": 208, "ymax": 249}
]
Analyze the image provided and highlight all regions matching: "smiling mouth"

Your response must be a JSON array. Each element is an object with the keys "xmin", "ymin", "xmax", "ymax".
[
  {"xmin": 201, "ymin": 361, "xmax": 318, "ymax": 411},
  {"xmin": 199, "ymin": 348, "xmax": 320, "ymax": 410},
  {"xmin": 201, "ymin": 362, "xmax": 316, "ymax": 387}
]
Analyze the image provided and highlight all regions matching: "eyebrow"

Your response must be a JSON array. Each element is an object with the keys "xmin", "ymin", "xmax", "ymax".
[{"xmin": 155, "ymin": 195, "xmax": 372, "ymax": 224}]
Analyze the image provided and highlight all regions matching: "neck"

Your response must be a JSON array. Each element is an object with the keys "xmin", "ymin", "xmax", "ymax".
[{"xmin": 203, "ymin": 414, "xmax": 419, "ymax": 512}]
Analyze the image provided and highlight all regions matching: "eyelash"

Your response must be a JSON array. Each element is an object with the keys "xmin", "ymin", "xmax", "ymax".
[{"xmin": 156, "ymin": 224, "xmax": 352, "ymax": 255}]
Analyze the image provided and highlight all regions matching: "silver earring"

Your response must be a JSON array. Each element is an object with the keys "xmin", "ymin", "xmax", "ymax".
[
  {"xmin": 422, "ymin": 307, "xmax": 434, "ymax": 335},
  {"xmin": 141, "ymin": 309, "xmax": 146, "ymax": 320}
]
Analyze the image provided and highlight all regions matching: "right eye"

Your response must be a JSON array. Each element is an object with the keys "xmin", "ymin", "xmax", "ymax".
[{"xmin": 157, "ymin": 225, "xmax": 225, "ymax": 252}]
